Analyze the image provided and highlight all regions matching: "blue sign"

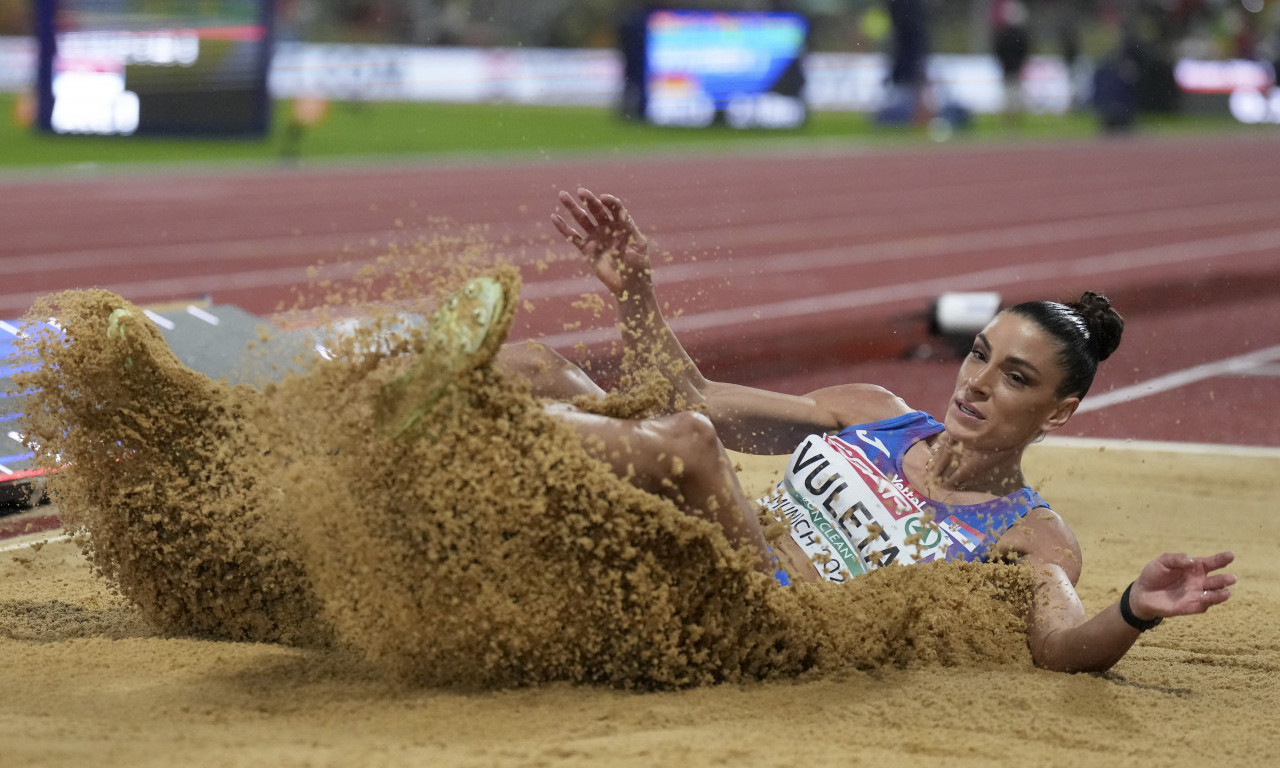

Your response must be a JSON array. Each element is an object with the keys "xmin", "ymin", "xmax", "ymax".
[{"xmin": 645, "ymin": 10, "xmax": 807, "ymax": 129}]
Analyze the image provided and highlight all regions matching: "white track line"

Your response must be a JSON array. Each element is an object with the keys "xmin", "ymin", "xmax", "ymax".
[
  {"xmin": 5, "ymin": 198, "xmax": 1279, "ymax": 353},
  {"xmin": 5, "ymin": 187, "xmax": 1277, "ymax": 285},
  {"xmin": 185, "ymin": 305, "xmax": 221, "ymax": 325},
  {"xmin": 0, "ymin": 532, "xmax": 70, "ymax": 554},
  {"xmin": 142, "ymin": 310, "xmax": 175, "ymax": 330},
  {"xmin": 0, "ymin": 262, "xmax": 364, "ymax": 318},
  {"xmin": 532, "ymin": 226, "xmax": 1280, "ymax": 348},
  {"xmin": 5, "ymin": 184, "xmax": 1280, "ymax": 305},
  {"xmin": 4, "ymin": 183, "xmax": 1279, "ymax": 318},
  {"xmin": 1039, "ymin": 435, "xmax": 1280, "ymax": 458},
  {"xmin": 1077, "ymin": 344, "xmax": 1280, "ymax": 414},
  {"xmin": 650, "ymin": 194, "xmax": 1280, "ymax": 259},
  {"xmin": 521, "ymin": 198, "xmax": 1280, "ymax": 300},
  {"xmin": 0, "ymin": 230, "xmax": 369, "ymax": 277}
]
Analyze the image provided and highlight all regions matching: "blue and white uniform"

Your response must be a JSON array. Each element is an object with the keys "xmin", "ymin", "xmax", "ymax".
[{"xmin": 762, "ymin": 411, "xmax": 1047, "ymax": 584}]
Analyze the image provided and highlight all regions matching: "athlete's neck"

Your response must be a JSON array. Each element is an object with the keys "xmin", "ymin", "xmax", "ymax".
[{"xmin": 923, "ymin": 434, "xmax": 1026, "ymax": 499}]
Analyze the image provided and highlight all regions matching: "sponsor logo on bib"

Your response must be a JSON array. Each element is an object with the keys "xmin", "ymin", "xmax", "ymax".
[{"xmin": 762, "ymin": 434, "xmax": 958, "ymax": 584}]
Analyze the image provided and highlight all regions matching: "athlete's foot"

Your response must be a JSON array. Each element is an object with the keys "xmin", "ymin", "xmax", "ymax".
[
  {"xmin": 105, "ymin": 307, "xmax": 145, "ymax": 371},
  {"xmin": 375, "ymin": 272, "xmax": 517, "ymax": 438},
  {"xmin": 102, "ymin": 304, "xmax": 186, "ymax": 380}
]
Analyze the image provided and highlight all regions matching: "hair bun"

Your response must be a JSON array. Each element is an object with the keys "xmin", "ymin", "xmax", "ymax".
[{"xmin": 1071, "ymin": 291, "xmax": 1124, "ymax": 362}]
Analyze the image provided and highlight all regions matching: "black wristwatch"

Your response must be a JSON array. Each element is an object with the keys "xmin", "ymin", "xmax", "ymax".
[{"xmin": 1120, "ymin": 583, "xmax": 1163, "ymax": 632}]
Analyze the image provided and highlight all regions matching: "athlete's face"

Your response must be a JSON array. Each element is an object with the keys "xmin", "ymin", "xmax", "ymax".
[{"xmin": 944, "ymin": 312, "xmax": 1080, "ymax": 451}]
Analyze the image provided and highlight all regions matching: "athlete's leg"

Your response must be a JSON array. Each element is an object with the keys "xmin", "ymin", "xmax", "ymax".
[
  {"xmin": 496, "ymin": 340, "xmax": 605, "ymax": 400},
  {"xmin": 546, "ymin": 403, "xmax": 773, "ymax": 572}
]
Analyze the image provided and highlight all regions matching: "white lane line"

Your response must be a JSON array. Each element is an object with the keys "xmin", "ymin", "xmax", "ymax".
[
  {"xmin": 5, "ymin": 215, "xmax": 1279, "ymax": 346},
  {"xmin": 5, "ymin": 183, "xmax": 1279, "ymax": 288},
  {"xmin": 0, "ymin": 231, "xmax": 369, "ymax": 278},
  {"xmin": 0, "ymin": 533, "xmax": 71, "ymax": 554},
  {"xmin": 1077, "ymin": 344, "xmax": 1280, "ymax": 414},
  {"xmin": 0, "ymin": 262, "xmax": 362, "ymax": 318},
  {"xmin": 142, "ymin": 310, "xmax": 176, "ymax": 330},
  {"xmin": 649, "ymin": 195, "xmax": 1280, "ymax": 264},
  {"xmin": 1040, "ymin": 435, "xmax": 1280, "ymax": 458},
  {"xmin": 524, "ymin": 219, "xmax": 1280, "ymax": 303},
  {"xmin": 185, "ymin": 305, "xmax": 221, "ymax": 325},
  {"xmin": 0, "ymin": 320, "xmax": 22, "ymax": 336},
  {"xmin": 531, "ymin": 227, "xmax": 1280, "ymax": 348}
]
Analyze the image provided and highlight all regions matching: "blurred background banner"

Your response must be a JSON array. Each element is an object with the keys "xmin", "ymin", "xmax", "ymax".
[
  {"xmin": 33, "ymin": 0, "xmax": 275, "ymax": 136},
  {"xmin": 268, "ymin": 43, "xmax": 620, "ymax": 104},
  {"xmin": 0, "ymin": 1, "xmax": 1278, "ymax": 131},
  {"xmin": 637, "ymin": 9, "xmax": 808, "ymax": 129}
]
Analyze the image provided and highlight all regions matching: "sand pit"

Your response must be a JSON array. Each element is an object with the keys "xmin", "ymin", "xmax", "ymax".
[
  {"xmin": 7, "ymin": 281, "xmax": 1037, "ymax": 686},
  {"xmin": 2, "ymin": 439, "xmax": 1277, "ymax": 766},
  {"xmin": 2, "ymin": 237, "xmax": 1275, "ymax": 763}
]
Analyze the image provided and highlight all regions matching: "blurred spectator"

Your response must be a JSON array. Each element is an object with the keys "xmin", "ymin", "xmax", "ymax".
[
  {"xmin": 990, "ymin": 0, "xmax": 1031, "ymax": 121},
  {"xmin": 617, "ymin": 2, "xmax": 652, "ymax": 121},
  {"xmin": 878, "ymin": 0, "xmax": 931, "ymax": 125},
  {"xmin": 1057, "ymin": 13, "xmax": 1088, "ymax": 111},
  {"xmin": 1092, "ymin": 25, "xmax": 1142, "ymax": 133},
  {"xmin": 1092, "ymin": 56, "xmax": 1137, "ymax": 132}
]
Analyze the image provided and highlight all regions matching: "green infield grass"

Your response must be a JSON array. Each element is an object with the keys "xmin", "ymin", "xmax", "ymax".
[{"xmin": 0, "ymin": 93, "xmax": 1267, "ymax": 170}]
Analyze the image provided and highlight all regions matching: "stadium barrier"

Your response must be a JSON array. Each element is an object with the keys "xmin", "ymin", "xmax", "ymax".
[{"xmin": 1, "ymin": 36, "xmax": 1273, "ymax": 121}]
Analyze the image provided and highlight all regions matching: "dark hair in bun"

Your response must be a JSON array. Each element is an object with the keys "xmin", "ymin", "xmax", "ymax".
[{"xmin": 1005, "ymin": 291, "xmax": 1124, "ymax": 399}]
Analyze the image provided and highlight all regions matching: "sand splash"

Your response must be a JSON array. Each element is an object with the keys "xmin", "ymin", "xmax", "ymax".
[{"xmin": 14, "ymin": 242, "xmax": 1033, "ymax": 689}]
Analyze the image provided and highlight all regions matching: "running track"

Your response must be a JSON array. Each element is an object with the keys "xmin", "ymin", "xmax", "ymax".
[{"xmin": 2, "ymin": 135, "xmax": 1279, "ymax": 447}]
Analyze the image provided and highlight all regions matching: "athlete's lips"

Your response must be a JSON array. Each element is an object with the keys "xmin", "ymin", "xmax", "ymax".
[{"xmin": 954, "ymin": 398, "xmax": 985, "ymax": 421}]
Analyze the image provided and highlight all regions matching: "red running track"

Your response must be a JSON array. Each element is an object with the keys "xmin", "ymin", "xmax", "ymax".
[{"xmin": 3, "ymin": 135, "xmax": 1279, "ymax": 446}]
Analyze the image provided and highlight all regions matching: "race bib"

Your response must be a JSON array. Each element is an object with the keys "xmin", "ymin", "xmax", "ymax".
[{"xmin": 762, "ymin": 434, "xmax": 964, "ymax": 584}]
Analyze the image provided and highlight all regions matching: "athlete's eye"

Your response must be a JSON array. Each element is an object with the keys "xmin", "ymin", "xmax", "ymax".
[{"xmin": 969, "ymin": 347, "xmax": 986, "ymax": 361}]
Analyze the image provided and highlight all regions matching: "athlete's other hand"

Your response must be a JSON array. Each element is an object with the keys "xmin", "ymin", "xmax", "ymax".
[
  {"xmin": 1129, "ymin": 551, "xmax": 1236, "ymax": 621},
  {"xmin": 552, "ymin": 188, "xmax": 652, "ymax": 297}
]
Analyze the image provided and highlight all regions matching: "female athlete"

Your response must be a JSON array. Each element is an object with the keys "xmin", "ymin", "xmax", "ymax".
[{"xmin": 496, "ymin": 188, "xmax": 1237, "ymax": 674}]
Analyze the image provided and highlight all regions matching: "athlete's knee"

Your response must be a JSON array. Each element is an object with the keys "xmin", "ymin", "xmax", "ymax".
[
  {"xmin": 655, "ymin": 411, "xmax": 722, "ymax": 462},
  {"xmin": 497, "ymin": 341, "xmax": 602, "ymax": 399},
  {"xmin": 496, "ymin": 340, "xmax": 554, "ymax": 376}
]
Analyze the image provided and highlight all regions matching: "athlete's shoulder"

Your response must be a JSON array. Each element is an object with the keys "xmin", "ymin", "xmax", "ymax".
[
  {"xmin": 996, "ymin": 505, "xmax": 1083, "ymax": 584},
  {"xmin": 806, "ymin": 383, "xmax": 914, "ymax": 431}
]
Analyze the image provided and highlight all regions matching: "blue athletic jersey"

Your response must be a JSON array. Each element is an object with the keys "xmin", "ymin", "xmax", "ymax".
[{"xmin": 831, "ymin": 411, "xmax": 1047, "ymax": 564}]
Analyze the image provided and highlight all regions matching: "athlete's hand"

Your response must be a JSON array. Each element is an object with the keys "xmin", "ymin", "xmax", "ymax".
[
  {"xmin": 1128, "ymin": 551, "xmax": 1236, "ymax": 620},
  {"xmin": 552, "ymin": 188, "xmax": 652, "ymax": 298}
]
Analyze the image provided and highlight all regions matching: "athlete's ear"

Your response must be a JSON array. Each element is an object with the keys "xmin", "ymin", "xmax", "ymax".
[{"xmin": 1040, "ymin": 396, "xmax": 1079, "ymax": 435}]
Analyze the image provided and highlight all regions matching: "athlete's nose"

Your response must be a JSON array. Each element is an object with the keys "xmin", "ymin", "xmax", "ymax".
[{"xmin": 966, "ymin": 365, "xmax": 995, "ymax": 397}]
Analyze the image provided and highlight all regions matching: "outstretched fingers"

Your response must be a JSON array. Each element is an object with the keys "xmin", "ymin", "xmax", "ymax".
[
  {"xmin": 550, "ymin": 212, "xmax": 584, "ymax": 248},
  {"xmin": 1155, "ymin": 550, "xmax": 1235, "ymax": 576},
  {"xmin": 600, "ymin": 193, "xmax": 626, "ymax": 217},
  {"xmin": 1199, "ymin": 552, "xmax": 1237, "ymax": 607},
  {"xmin": 1136, "ymin": 550, "xmax": 1239, "ymax": 617},
  {"xmin": 579, "ymin": 187, "xmax": 616, "ymax": 225},
  {"xmin": 557, "ymin": 189, "xmax": 598, "ymax": 233},
  {"xmin": 1198, "ymin": 550, "xmax": 1236, "ymax": 572},
  {"xmin": 553, "ymin": 188, "xmax": 621, "ymax": 249}
]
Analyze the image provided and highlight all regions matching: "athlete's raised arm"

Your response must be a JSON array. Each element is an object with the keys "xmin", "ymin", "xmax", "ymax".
[{"xmin": 551, "ymin": 188, "xmax": 898, "ymax": 453}]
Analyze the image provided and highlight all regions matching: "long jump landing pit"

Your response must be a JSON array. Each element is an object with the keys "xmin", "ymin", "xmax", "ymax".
[{"xmin": 1, "ymin": 439, "xmax": 1276, "ymax": 767}]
